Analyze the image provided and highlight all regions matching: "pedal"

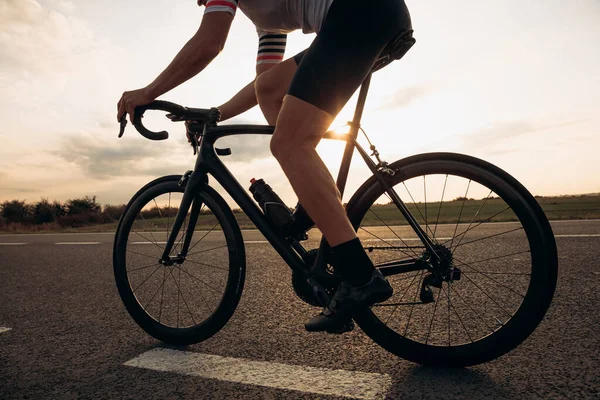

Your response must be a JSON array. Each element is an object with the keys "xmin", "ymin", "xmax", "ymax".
[{"xmin": 326, "ymin": 320, "xmax": 355, "ymax": 334}]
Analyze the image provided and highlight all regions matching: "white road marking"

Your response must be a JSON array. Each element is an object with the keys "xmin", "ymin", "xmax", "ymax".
[
  {"xmin": 555, "ymin": 234, "xmax": 600, "ymax": 238},
  {"xmin": 0, "ymin": 243, "xmax": 26, "ymax": 246},
  {"xmin": 0, "ymin": 327, "xmax": 12, "ymax": 334},
  {"xmin": 244, "ymin": 240, "xmax": 269, "ymax": 244},
  {"xmin": 55, "ymin": 242, "xmax": 102, "ymax": 245},
  {"xmin": 124, "ymin": 348, "xmax": 391, "ymax": 400}
]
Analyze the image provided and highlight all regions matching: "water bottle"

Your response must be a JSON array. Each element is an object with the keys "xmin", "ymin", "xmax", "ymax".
[{"xmin": 249, "ymin": 178, "xmax": 294, "ymax": 229}]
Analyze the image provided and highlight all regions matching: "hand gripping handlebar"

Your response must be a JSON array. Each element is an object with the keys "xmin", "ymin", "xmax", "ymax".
[{"xmin": 118, "ymin": 100, "xmax": 219, "ymax": 140}]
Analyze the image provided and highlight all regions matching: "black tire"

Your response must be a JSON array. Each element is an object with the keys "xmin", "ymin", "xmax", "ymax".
[
  {"xmin": 347, "ymin": 153, "xmax": 557, "ymax": 367},
  {"xmin": 114, "ymin": 176, "xmax": 245, "ymax": 345}
]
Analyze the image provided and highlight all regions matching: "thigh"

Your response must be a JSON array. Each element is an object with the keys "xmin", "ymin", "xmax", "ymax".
[
  {"xmin": 256, "ymin": 56, "xmax": 299, "ymax": 101},
  {"xmin": 288, "ymin": 0, "xmax": 412, "ymax": 117},
  {"xmin": 274, "ymin": 95, "xmax": 333, "ymax": 149}
]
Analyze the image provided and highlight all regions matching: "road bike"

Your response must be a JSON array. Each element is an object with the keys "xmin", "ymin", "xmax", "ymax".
[{"xmin": 113, "ymin": 32, "xmax": 557, "ymax": 367}]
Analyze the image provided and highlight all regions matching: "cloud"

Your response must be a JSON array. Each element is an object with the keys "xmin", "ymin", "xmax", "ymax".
[
  {"xmin": 458, "ymin": 119, "xmax": 589, "ymax": 154},
  {"xmin": 51, "ymin": 124, "xmax": 274, "ymax": 180},
  {"xmin": 52, "ymin": 129, "xmax": 188, "ymax": 179},
  {"xmin": 378, "ymin": 85, "xmax": 430, "ymax": 109},
  {"xmin": 217, "ymin": 134, "xmax": 273, "ymax": 163},
  {"xmin": 0, "ymin": 0, "xmax": 87, "ymax": 75}
]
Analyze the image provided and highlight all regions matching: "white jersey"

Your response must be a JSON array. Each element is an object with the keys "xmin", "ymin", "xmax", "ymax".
[{"xmin": 202, "ymin": 0, "xmax": 333, "ymax": 65}]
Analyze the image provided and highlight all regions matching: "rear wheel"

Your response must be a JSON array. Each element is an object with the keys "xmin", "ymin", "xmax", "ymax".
[
  {"xmin": 348, "ymin": 153, "xmax": 557, "ymax": 366},
  {"xmin": 114, "ymin": 178, "xmax": 245, "ymax": 345}
]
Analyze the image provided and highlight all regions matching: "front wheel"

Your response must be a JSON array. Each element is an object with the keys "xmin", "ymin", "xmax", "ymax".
[
  {"xmin": 347, "ymin": 153, "xmax": 557, "ymax": 367},
  {"xmin": 113, "ymin": 177, "xmax": 246, "ymax": 345}
]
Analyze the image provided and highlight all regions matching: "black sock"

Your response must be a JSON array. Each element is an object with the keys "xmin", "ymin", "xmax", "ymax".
[{"xmin": 330, "ymin": 237, "xmax": 375, "ymax": 286}]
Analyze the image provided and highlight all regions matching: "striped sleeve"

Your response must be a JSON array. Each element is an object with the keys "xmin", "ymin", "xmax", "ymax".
[
  {"xmin": 203, "ymin": 0, "xmax": 238, "ymax": 16},
  {"xmin": 256, "ymin": 32, "xmax": 287, "ymax": 65}
]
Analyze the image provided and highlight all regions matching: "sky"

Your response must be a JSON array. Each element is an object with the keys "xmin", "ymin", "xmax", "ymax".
[{"xmin": 0, "ymin": 0, "xmax": 598, "ymax": 208}]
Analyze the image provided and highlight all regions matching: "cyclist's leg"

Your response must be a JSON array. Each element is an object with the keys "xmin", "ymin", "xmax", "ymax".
[
  {"xmin": 271, "ymin": 0, "xmax": 412, "ymax": 330},
  {"xmin": 254, "ymin": 56, "xmax": 300, "ymax": 125},
  {"xmin": 273, "ymin": 0, "xmax": 411, "ymax": 250}
]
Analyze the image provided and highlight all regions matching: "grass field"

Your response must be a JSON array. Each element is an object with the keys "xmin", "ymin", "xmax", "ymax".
[{"xmin": 2, "ymin": 194, "xmax": 598, "ymax": 234}]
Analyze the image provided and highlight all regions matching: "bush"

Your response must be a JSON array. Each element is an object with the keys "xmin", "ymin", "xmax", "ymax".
[
  {"xmin": 1, "ymin": 200, "xmax": 31, "ymax": 223},
  {"xmin": 103, "ymin": 204, "xmax": 127, "ymax": 221},
  {"xmin": 66, "ymin": 196, "xmax": 100, "ymax": 215},
  {"xmin": 32, "ymin": 199, "xmax": 56, "ymax": 224}
]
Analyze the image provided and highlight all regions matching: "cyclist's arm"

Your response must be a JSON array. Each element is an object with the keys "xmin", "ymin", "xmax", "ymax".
[
  {"xmin": 217, "ymin": 64, "xmax": 276, "ymax": 121},
  {"xmin": 145, "ymin": 12, "xmax": 234, "ymax": 99},
  {"xmin": 217, "ymin": 32, "xmax": 288, "ymax": 121}
]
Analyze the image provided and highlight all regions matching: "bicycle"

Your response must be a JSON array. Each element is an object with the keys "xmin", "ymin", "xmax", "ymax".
[{"xmin": 113, "ymin": 32, "xmax": 557, "ymax": 367}]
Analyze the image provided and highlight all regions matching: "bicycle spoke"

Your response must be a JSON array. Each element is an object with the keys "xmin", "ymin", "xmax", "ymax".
[
  {"xmin": 449, "ymin": 180, "xmax": 471, "ymax": 249},
  {"xmin": 126, "ymin": 249, "xmax": 159, "ymax": 261},
  {"xmin": 395, "ymin": 183, "xmax": 434, "ymax": 239},
  {"xmin": 449, "ymin": 283, "xmax": 495, "ymax": 334},
  {"xmin": 424, "ymin": 176, "xmax": 428, "ymax": 238},
  {"xmin": 441, "ymin": 283, "xmax": 474, "ymax": 343},
  {"xmin": 153, "ymin": 198, "xmax": 169, "ymax": 237},
  {"xmin": 131, "ymin": 230, "xmax": 163, "ymax": 252},
  {"xmin": 403, "ymin": 269, "xmax": 425, "ymax": 336},
  {"xmin": 184, "ymin": 257, "xmax": 229, "ymax": 272},
  {"xmin": 452, "ymin": 226, "xmax": 524, "ymax": 250},
  {"xmin": 455, "ymin": 249, "xmax": 531, "ymax": 266},
  {"xmin": 454, "ymin": 258, "xmax": 527, "ymax": 299},
  {"xmin": 441, "ymin": 206, "xmax": 512, "ymax": 247},
  {"xmin": 177, "ymin": 263, "xmax": 213, "ymax": 315},
  {"xmin": 453, "ymin": 189, "xmax": 493, "ymax": 249},
  {"xmin": 425, "ymin": 286, "xmax": 443, "ymax": 344},
  {"xmin": 447, "ymin": 281, "xmax": 450, "ymax": 345},
  {"xmin": 360, "ymin": 227, "xmax": 417, "ymax": 260},
  {"xmin": 176, "ymin": 264, "xmax": 223, "ymax": 299},
  {"xmin": 460, "ymin": 270, "xmax": 513, "ymax": 319},
  {"xmin": 132, "ymin": 264, "xmax": 163, "ymax": 293},
  {"xmin": 363, "ymin": 209, "xmax": 420, "ymax": 258},
  {"xmin": 167, "ymin": 193, "xmax": 171, "ymax": 243},
  {"xmin": 143, "ymin": 267, "xmax": 169, "ymax": 313},
  {"xmin": 187, "ymin": 218, "xmax": 220, "ymax": 254},
  {"xmin": 166, "ymin": 266, "xmax": 196, "ymax": 326},
  {"xmin": 433, "ymin": 174, "xmax": 448, "ymax": 238},
  {"xmin": 158, "ymin": 266, "xmax": 167, "ymax": 322},
  {"xmin": 187, "ymin": 244, "xmax": 228, "ymax": 257},
  {"xmin": 384, "ymin": 270, "xmax": 422, "ymax": 325},
  {"xmin": 139, "ymin": 212, "xmax": 161, "ymax": 248},
  {"xmin": 127, "ymin": 262, "xmax": 160, "ymax": 273}
]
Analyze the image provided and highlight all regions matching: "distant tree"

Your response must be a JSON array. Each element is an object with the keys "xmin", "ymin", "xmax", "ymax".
[
  {"xmin": 32, "ymin": 198, "xmax": 56, "ymax": 224},
  {"xmin": 52, "ymin": 200, "xmax": 67, "ymax": 217},
  {"xmin": 66, "ymin": 196, "xmax": 100, "ymax": 215},
  {"xmin": 103, "ymin": 204, "xmax": 127, "ymax": 221},
  {"xmin": 1, "ymin": 200, "xmax": 31, "ymax": 223}
]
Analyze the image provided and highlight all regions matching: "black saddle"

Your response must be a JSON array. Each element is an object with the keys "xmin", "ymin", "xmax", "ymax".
[{"xmin": 372, "ymin": 29, "xmax": 416, "ymax": 72}]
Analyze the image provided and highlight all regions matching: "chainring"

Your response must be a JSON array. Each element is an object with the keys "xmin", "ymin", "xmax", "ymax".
[{"xmin": 291, "ymin": 249, "xmax": 338, "ymax": 307}]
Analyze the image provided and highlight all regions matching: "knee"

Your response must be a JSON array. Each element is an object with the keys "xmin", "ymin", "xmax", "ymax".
[
  {"xmin": 255, "ymin": 70, "xmax": 280, "ymax": 105},
  {"xmin": 269, "ymin": 131, "xmax": 290, "ymax": 161}
]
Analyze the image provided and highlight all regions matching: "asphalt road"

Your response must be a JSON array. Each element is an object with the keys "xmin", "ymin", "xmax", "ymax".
[{"xmin": 1, "ymin": 220, "xmax": 598, "ymax": 399}]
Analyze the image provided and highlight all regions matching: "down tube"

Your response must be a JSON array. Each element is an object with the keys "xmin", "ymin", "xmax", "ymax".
[{"xmin": 205, "ymin": 153, "xmax": 308, "ymax": 275}]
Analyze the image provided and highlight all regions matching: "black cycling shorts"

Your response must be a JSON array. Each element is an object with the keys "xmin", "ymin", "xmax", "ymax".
[{"xmin": 288, "ymin": 0, "xmax": 412, "ymax": 116}]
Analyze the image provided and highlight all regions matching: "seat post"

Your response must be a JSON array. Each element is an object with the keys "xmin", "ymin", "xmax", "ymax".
[{"xmin": 335, "ymin": 72, "xmax": 372, "ymax": 197}]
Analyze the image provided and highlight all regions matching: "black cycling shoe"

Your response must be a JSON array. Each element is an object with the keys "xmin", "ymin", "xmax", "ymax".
[{"xmin": 305, "ymin": 269, "xmax": 393, "ymax": 333}]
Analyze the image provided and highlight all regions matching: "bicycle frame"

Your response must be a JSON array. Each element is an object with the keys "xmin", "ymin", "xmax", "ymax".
[{"xmin": 160, "ymin": 72, "xmax": 438, "ymax": 283}]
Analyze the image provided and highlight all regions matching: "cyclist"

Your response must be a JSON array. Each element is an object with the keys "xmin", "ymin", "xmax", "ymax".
[{"xmin": 117, "ymin": 0, "xmax": 413, "ymax": 333}]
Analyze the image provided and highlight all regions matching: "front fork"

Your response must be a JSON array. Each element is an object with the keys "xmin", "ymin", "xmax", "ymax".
[{"xmin": 159, "ymin": 170, "xmax": 207, "ymax": 264}]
